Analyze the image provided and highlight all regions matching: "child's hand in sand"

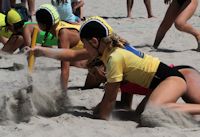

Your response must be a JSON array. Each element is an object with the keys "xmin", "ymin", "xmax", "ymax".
[{"xmin": 92, "ymin": 103, "xmax": 101, "ymax": 119}]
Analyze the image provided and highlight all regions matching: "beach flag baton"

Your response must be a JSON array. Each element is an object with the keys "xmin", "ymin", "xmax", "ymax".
[{"xmin": 28, "ymin": 27, "xmax": 38, "ymax": 73}]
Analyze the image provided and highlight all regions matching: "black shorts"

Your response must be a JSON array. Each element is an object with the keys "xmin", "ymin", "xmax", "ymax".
[
  {"xmin": 149, "ymin": 62, "xmax": 186, "ymax": 90},
  {"xmin": 173, "ymin": 65, "xmax": 195, "ymax": 70},
  {"xmin": 177, "ymin": 0, "xmax": 186, "ymax": 6}
]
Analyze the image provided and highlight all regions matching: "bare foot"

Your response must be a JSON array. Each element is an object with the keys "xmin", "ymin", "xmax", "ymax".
[
  {"xmin": 127, "ymin": 13, "xmax": 132, "ymax": 18},
  {"xmin": 148, "ymin": 15, "xmax": 155, "ymax": 18}
]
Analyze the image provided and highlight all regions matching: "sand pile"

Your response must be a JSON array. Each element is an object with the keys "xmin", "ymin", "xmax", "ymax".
[{"xmin": 140, "ymin": 105, "xmax": 200, "ymax": 128}]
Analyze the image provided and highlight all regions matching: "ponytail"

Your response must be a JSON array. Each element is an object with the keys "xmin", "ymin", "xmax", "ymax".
[{"xmin": 101, "ymin": 33, "xmax": 128, "ymax": 51}]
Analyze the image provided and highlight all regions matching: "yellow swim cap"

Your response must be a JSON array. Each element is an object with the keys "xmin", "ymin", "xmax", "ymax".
[
  {"xmin": 0, "ymin": 13, "xmax": 6, "ymax": 27},
  {"xmin": 6, "ymin": 9, "xmax": 23, "ymax": 25},
  {"xmin": 80, "ymin": 16, "xmax": 113, "ymax": 39},
  {"xmin": 36, "ymin": 4, "xmax": 60, "ymax": 26}
]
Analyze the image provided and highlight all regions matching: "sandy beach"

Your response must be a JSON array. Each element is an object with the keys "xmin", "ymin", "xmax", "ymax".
[{"xmin": 0, "ymin": 0, "xmax": 200, "ymax": 136}]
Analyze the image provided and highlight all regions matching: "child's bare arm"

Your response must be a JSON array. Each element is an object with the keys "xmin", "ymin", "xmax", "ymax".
[
  {"xmin": 29, "ymin": 46, "xmax": 89, "ymax": 61},
  {"xmin": 93, "ymin": 82, "xmax": 120, "ymax": 120}
]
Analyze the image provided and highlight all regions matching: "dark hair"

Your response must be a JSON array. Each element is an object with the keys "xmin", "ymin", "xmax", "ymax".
[
  {"xmin": 13, "ymin": 20, "xmax": 25, "ymax": 30},
  {"xmin": 36, "ymin": 9, "xmax": 55, "ymax": 46},
  {"xmin": 36, "ymin": 9, "xmax": 53, "ymax": 30},
  {"xmin": 80, "ymin": 21, "xmax": 108, "ymax": 40}
]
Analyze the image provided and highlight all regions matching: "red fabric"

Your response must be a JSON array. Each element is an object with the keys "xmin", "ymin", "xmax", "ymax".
[
  {"xmin": 120, "ymin": 64, "xmax": 176, "ymax": 95},
  {"xmin": 120, "ymin": 82, "xmax": 151, "ymax": 95}
]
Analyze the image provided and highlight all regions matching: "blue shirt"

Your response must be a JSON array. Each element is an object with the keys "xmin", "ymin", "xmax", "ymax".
[{"xmin": 51, "ymin": 0, "xmax": 79, "ymax": 23}]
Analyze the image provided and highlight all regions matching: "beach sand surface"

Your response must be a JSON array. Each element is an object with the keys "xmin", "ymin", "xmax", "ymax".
[{"xmin": 0, "ymin": 0, "xmax": 200, "ymax": 136}]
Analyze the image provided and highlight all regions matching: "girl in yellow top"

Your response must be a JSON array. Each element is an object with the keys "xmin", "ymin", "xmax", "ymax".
[
  {"xmin": 79, "ymin": 17, "xmax": 200, "ymax": 120},
  {"xmin": 35, "ymin": 4, "xmax": 89, "ymax": 92},
  {"xmin": 28, "ymin": 16, "xmax": 200, "ymax": 118}
]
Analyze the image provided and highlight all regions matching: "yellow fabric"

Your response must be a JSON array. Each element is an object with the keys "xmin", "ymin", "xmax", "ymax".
[
  {"xmin": 0, "ymin": 27, "xmax": 12, "ymax": 38},
  {"xmin": 0, "ymin": 13, "xmax": 12, "ymax": 38},
  {"xmin": 0, "ymin": 13, "xmax": 6, "ymax": 26},
  {"xmin": 7, "ymin": 9, "xmax": 22, "ymax": 25},
  {"xmin": 101, "ymin": 47, "xmax": 160, "ymax": 88},
  {"xmin": 71, "ymin": 40, "xmax": 83, "ymax": 50},
  {"xmin": 39, "ymin": 4, "xmax": 60, "ymax": 25},
  {"xmin": 55, "ymin": 21, "xmax": 83, "ymax": 49}
]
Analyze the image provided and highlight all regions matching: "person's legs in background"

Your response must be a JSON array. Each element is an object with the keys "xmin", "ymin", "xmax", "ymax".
[
  {"xmin": 144, "ymin": 0, "xmax": 154, "ymax": 18},
  {"xmin": 126, "ymin": 0, "xmax": 134, "ymax": 18}
]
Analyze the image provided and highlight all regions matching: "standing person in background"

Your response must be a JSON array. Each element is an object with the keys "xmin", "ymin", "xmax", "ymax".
[
  {"xmin": 10, "ymin": 0, "xmax": 35, "ymax": 16},
  {"xmin": 0, "ymin": 0, "xmax": 11, "ymax": 13},
  {"xmin": 126, "ymin": 0, "xmax": 154, "ymax": 18},
  {"xmin": 71, "ymin": 0, "xmax": 84, "ymax": 20},
  {"xmin": 51, "ymin": 0, "xmax": 81, "ymax": 23},
  {"xmin": 153, "ymin": 0, "xmax": 200, "ymax": 51}
]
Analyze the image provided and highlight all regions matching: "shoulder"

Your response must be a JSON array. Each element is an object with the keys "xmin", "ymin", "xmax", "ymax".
[
  {"xmin": 58, "ymin": 28, "xmax": 79, "ymax": 42},
  {"xmin": 108, "ymin": 49, "xmax": 125, "ymax": 64},
  {"xmin": 58, "ymin": 28, "xmax": 77, "ymax": 37},
  {"xmin": 58, "ymin": 29, "xmax": 70, "ymax": 40}
]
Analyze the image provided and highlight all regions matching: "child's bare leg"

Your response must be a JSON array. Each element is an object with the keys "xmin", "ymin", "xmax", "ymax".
[
  {"xmin": 10, "ymin": 0, "xmax": 16, "ymax": 6},
  {"xmin": 153, "ymin": 0, "xmax": 180, "ymax": 49},
  {"xmin": 0, "ymin": 0, "xmax": 2, "ymax": 11},
  {"xmin": 115, "ymin": 93, "xmax": 133, "ymax": 109},
  {"xmin": 147, "ymin": 77, "xmax": 187, "ymax": 109},
  {"xmin": 144, "ymin": 0, "xmax": 154, "ymax": 18},
  {"xmin": 165, "ymin": 103, "xmax": 200, "ymax": 115},
  {"xmin": 158, "ymin": 68, "xmax": 200, "ymax": 115},
  {"xmin": 126, "ymin": 0, "xmax": 134, "ymax": 18},
  {"xmin": 2, "ymin": 35, "xmax": 24, "ymax": 53},
  {"xmin": 78, "ymin": 0, "xmax": 84, "ymax": 19},
  {"xmin": 79, "ymin": 6, "xmax": 83, "ymax": 19},
  {"xmin": 27, "ymin": 0, "xmax": 35, "ymax": 15},
  {"xmin": 179, "ymin": 68, "xmax": 200, "ymax": 104},
  {"xmin": 135, "ymin": 95, "xmax": 150, "ymax": 114},
  {"xmin": 21, "ymin": 0, "xmax": 26, "ymax": 5},
  {"xmin": 0, "ymin": 0, "xmax": 11, "ymax": 12},
  {"xmin": 174, "ymin": 0, "xmax": 200, "ymax": 51}
]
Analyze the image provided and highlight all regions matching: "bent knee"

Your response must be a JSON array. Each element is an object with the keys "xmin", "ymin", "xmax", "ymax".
[
  {"xmin": 174, "ymin": 20, "xmax": 186, "ymax": 31},
  {"xmin": 171, "ymin": 76, "xmax": 187, "ymax": 91}
]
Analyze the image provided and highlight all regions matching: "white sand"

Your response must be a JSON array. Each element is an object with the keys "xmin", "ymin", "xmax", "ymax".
[{"xmin": 0, "ymin": 0, "xmax": 200, "ymax": 136}]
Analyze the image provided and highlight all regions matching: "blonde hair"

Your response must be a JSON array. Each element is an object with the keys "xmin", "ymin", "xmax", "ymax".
[{"xmin": 101, "ymin": 33, "xmax": 128, "ymax": 51}]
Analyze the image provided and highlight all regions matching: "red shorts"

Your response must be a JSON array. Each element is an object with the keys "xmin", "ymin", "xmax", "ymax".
[{"xmin": 120, "ymin": 82, "xmax": 151, "ymax": 95}]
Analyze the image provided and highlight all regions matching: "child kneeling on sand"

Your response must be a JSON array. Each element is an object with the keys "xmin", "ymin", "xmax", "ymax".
[
  {"xmin": 79, "ymin": 16, "xmax": 200, "ymax": 120},
  {"xmin": 28, "ymin": 16, "xmax": 200, "ymax": 120}
]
